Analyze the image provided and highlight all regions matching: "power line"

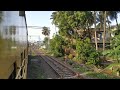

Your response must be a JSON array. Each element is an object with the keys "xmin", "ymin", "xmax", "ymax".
[{"xmin": 5, "ymin": 26, "xmax": 50, "ymax": 29}]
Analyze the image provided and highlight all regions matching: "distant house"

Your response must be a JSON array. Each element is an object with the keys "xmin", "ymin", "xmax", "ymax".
[
  {"xmin": 90, "ymin": 25, "xmax": 118, "ymax": 48},
  {"xmin": 77, "ymin": 27, "xmax": 110, "ymax": 42},
  {"xmin": 41, "ymin": 45, "xmax": 45, "ymax": 49},
  {"xmin": 76, "ymin": 27, "xmax": 115, "ymax": 48},
  {"xmin": 90, "ymin": 28, "xmax": 111, "ymax": 48}
]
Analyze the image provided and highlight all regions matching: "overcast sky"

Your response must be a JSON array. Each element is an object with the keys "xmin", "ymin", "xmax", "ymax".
[{"xmin": 26, "ymin": 11, "xmax": 120, "ymax": 42}]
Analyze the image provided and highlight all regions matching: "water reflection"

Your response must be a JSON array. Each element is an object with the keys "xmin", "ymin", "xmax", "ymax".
[
  {"xmin": 0, "ymin": 11, "xmax": 3, "ymax": 23},
  {"xmin": 9, "ymin": 26, "xmax": 16, "ymax": 35},
  {"xmin": 0, "ymin": 11, "xmax": 3, "ymax": 38}
]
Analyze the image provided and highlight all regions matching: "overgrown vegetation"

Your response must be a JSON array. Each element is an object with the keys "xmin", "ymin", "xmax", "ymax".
[
  {"xmin": 46, "ymin": 11, "xmax": 120, "ymax": 78},
  {"xmin": 49, "ymin": 34, "xmax": 65, "ymax": 57},
  {"xmin": 76, "ymin": 38, "xmax": 101, "ymax": 66},
  {"xmin": 43, "ymin": 37, "xmax": 49, "ymax": 50},
  {"xmin": 103, "ymin": 34, "xmax": 120, "ymax": 63}
]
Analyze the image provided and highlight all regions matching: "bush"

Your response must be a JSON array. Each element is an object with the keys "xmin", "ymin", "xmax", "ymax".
[
  {"xmin": 50, "ymin": 35, "xmax": 65, "ymax": 57},
  {"xmin": 86, "ymin": 51, "xmax": 101, "ymax": 66},
  {"xmin": 68, "ymin": 54, "xmax": 73, "ymax": 60},
  {"xmin": 76, "ymin": 38, "xmax": 101, "ymax": 66},
  {"xmin": 103, "ymin": 34, "xmax": 120, "ymax": 63},
  {"xmin": 67, "ymin": 60, "xmax": 74, "ymax": 65}
]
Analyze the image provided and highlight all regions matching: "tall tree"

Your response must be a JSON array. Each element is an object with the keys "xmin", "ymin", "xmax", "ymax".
[
  {"xmin": 108, "ymin": 11, "xmax": 120, "ymax": 29},
  {"xmin": 94, "ymin": 11, "xmax": 98, "ymax": 50},
  {"xmin": 103, "ymin": 11, "xmax": 107, "ymax": 51},
  {"xmin": 43, "ymin": 37, "xmax": 49, "ymax": 49},
  {"xmin": 42, "ymin": 26, "xmax": 50, "ymax": 36},
  {"xmin": 42, "ymin": 26, "xmax": 50, "ymax": 50}
]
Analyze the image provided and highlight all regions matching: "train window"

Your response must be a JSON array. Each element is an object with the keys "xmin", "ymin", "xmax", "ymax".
[
  {"xmin": 19, "ymin": 11, "xmax": 25, "ymax": 16},
  {"xmin": 9, "ymin": 26, "xmax": 16, "ymax": 35},
  {"xmin": 0, "ymin": 11, "xmax": 3, "ymax": 22},
  {"xmin": 12, "ymin": 26, "xmax": 16, "ymax": 35},
  {"xmin": 4, "ymin": 27, "xmax": 8, "ymax": 35}
]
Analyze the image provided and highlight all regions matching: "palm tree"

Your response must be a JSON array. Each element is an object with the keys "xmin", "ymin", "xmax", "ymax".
[
  {"xmin": 50, "ymin": 12, "xmax": 58, "ymax": 34},
  {"xmin": 106, "ymin": 16, "xmax": 111, "ymax": 43},
  {"xmin": 108, "ymin": 11, "xmax": 120, "ymax": 29},
  {"xmin": 103, "ymin": 11, "xmax": 107, "ymax": 51},
  {"xmin": 97, "ymin": 11, "xmax": 107, "ymax": 51},
  {"xmin": 42, "ymin": 26, "xmax": 50, "ymax": 50},
  {"xmin": 96, "ymin": 11, "xmax": 104, "ymax": 50},
  {"xmin": 94, "ymin": 11, "xmax": 98, "ymax": 50},
  {"xmin": 105, "ymin": 11, "xmax": 120, "ymax": 46},
  {"xmin": 42, "ymin": 26, "xmax": 50, "ymax": 36}
]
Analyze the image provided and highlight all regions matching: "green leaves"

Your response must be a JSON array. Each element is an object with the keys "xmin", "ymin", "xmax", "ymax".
[
  {"xmin": 42, "ymin": 26, "xmax": 50, "ymax": 36},
  {"xmin": 43, "ymin": 37, "xmax": 49, "ymax": 50},
  {"xmin": 49, "ymin": 35, "xmax": 65, "ymax": 57},
  {"xmin": 76, "ymin": 38, "xmax": 101, "ymax": 65},
  {"xmin": 103, "ymin": 34, "xmax": 120, "ymax": 62},
  {"xmin": 51, "ymin": 11, "xmax": 94, "ymax": 39}
]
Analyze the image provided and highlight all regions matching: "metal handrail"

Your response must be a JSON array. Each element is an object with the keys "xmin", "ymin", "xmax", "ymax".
[{"xmin": 15, "ymin": 57, "xmax": 28, "ymax": 79}]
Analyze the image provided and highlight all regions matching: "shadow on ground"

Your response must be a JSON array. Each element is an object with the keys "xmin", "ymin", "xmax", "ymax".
[{"xmin": 27, "ymin": 55, "xmax": 59, "ymax": 79}]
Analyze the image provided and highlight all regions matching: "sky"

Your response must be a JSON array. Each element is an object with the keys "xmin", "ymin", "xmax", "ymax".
[
  {"xmin": 26, "ymin": 11, "xmax": 120, "ymax": 42},
  {"xmin": 26, "ymin": 11, "xmax": 58, "ymax": 42}
]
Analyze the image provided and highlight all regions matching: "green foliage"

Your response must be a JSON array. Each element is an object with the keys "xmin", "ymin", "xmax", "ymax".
[
  {"xmin": 86, "ymin": 72, "xmax": 118, "ymax": 79},
  {"xmin": 68, "ymin": 54, "xmax": 73, "ymax": 60},
  {"xmin": 103, "ymin": 34, "xmax": 120, "ymax": 63},
  {"xmin": 73, "ymin": 64, "xmax": 89, "ymax": 73},
  {"xmin": 86, "ymin": 51, "xmax": 101, "ymax": 65},
  {"xmin": 67, "ymin": 60, "xmax": 74, "ymax": 65},
  {"xmin": 76, "ymin": 38, "xmax": 101, "ymax": 65},
  {"xmin": 50, "ymin": 35, "xmax": 65, "ymax": 57},
  {"xmin": 105, "ymin": 63, "xmax": 120, "ymax": 69},
  {"xmin": 51, "ymin": 11, "xmax": 94, "ymax": 39},
  {"xmin": 43, "ymin": 37, "xmax": 49, "ymax": 50},
  {"xmin": 42, "ymin": 26, "xmax": 50, "ymax": 36}
]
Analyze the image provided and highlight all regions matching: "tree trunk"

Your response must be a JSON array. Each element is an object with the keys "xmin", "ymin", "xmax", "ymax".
[
  {"xmin": 47, "ymin": 35, "xmax": 50, "ymax": 50},
  {"xmin": 103, "ymin": 11, "xmax": 106, "ymax": 51},
  {"xmin": 107, "ymin": 17, "xmax": 111, "ymax": 44},
  {"xmin": 87, "ymin": 23, "xmax": 91, "ymax": 41},
  {"xmin": 94, "ymin": 11, "xmax": 98, "ymax": 50}
]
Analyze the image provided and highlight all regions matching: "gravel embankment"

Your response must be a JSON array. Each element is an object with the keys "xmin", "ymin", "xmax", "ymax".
[{"xmin": 27, "ymin": 55, "xmax": 59, "ymax": 79}]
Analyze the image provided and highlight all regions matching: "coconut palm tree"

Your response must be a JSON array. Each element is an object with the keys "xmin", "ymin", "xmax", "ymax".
[
  {"xmin": 97, "ymin": 11, "xmax": 108, "ymax": 51},
  {"xmin": 42, "ymin": 26, "xmax": 50, "ymax": 36},
  {"xmin": 103, "ymin": 11, "xmax": 107, "ymax": 51},
  {"xmin": 94, "ymin": 11, "xmax": 98, "ymax": 50},
  {"xmin": 42, "ymin": 26, "xmax": 50, "ymax": 50},
  {"xmin": 108, "ymin": 11, "xmax": 120, "ymax": 29}
]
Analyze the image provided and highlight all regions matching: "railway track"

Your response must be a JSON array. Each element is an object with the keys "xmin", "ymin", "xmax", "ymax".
[{"xmin": 33, "ymin": 49, "xmax": 83, "ymax": 79}]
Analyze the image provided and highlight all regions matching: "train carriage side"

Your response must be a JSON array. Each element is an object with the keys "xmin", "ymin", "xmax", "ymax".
[{"xmin": 0, "ymin": 11, "xmax": 28, "ymax": 79}]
